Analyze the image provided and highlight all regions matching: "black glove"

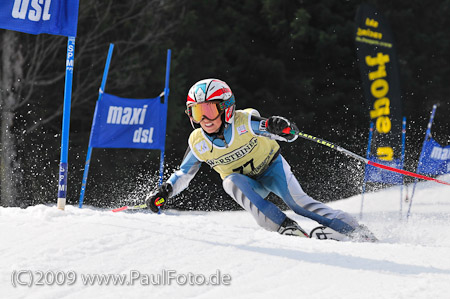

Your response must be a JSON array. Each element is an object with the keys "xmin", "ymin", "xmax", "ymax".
[
  {"xmin": 146, "ymin": 183, "xmax": 172, "ymax": 213},
  {"xmin": 265, "ymin": 116, "xmax": 298, "ymax": 140}
]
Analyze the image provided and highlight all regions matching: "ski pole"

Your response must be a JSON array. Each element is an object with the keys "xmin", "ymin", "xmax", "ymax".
[{"xmin": 283, "ymin": 128, "xmax": 450, "ymax": 186}]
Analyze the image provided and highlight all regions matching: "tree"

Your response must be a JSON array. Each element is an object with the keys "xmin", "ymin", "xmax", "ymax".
[{"xmin": 0, "ymin": 30, "xmax": 24, "ymax": 206}]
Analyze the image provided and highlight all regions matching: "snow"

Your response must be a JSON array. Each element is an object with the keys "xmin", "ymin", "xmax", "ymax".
[{"xmin": 2, "ymin": 176, "xmax": 450, "ymax": 299}]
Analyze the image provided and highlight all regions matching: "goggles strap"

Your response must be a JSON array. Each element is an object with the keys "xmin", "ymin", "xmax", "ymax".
[{"xmin": 218, "ymin": 95, "xmax": 235, "ymax": 111}]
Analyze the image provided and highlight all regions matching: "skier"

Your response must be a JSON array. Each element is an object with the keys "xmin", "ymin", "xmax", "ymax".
[{"xmin": 146, "ymin": 78, "xmax": 376, "ymax": 242}]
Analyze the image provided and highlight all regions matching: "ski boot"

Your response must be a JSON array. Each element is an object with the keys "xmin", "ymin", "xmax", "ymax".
[
  {"xmin": 310, "ymin": 224, "xmax": 378, "ymax": 242},
  {"xmin": 278, "ymin": 218, "xmax": 309, "ymax": 238}
]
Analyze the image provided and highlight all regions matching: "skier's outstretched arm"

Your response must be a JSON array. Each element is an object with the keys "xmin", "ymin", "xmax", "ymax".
[{"xmin": 146, "ymin": 146, "xmax": 201, "ymax": 212}]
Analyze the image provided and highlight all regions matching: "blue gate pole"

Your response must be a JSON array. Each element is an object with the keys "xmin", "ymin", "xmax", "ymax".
[
  {"xmin": 399, "ymin": 117, "xmax": 406, "ymax": 218},
  {"xmin": 57, "ymin": 37, "xmax": 76, "ymax": 210},
  {"xmin": 78, "ymin": 44, "xmax": 115, "ymax": 208},
  {"xmin": 159, "ymin": 49, "xmax": 171, "ymax": 186},
  {"xmin": 407, "ymin": 104, "xmax": 437, "ymax": 219},
  {"xmin": 360, "ymin": 122, "xmax": 374, "ymax": 219}
]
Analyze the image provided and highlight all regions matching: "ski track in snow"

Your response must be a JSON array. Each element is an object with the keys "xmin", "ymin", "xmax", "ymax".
[{"xmin": 1, "ymin": 175, "xmax": 450, "ymax": 299}]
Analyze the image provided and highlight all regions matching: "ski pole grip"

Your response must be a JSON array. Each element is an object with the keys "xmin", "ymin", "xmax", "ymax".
[{"xmin": 282, "ymin": 127, "xmax": 293, "ymax": 134}]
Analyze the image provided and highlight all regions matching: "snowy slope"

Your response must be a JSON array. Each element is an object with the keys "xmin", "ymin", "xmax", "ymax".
[{"xmin": 1, "ymin": 176, "xmax": 450, "ymax": 299}]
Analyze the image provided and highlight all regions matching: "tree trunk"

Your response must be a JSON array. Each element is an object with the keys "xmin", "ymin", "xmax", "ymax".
[{"xmin": 1, "ymin": 30, "xmax": 23, "ymax": 207}]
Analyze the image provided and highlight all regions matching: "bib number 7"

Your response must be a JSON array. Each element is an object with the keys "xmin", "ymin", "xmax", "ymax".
[{"xmin": 232, "ymin": 158, "xmax": 255, "ymax": 174}]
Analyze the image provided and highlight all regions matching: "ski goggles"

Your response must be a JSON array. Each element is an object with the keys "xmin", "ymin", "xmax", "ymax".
[{"xmin": 186, "ymin": 97, "xmax": 235, "ymax": 123}]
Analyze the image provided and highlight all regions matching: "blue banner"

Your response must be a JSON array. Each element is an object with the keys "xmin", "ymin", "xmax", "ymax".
[
  {"xmin": 365, "ymin": 155, "xmax": 403, "ymax": 184},
  {"xmin": 417, "ymin": 137, "xmax": 450, "ymax": 175},
  {"xmin": 0, "ymin": 0, "xmax": 79, "ymax": 36},
  {"xmin": 89, "ymin": 93, "xmax": 167, "ymax": 150}
]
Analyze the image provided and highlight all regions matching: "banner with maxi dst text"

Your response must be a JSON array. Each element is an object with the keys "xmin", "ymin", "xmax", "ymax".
[
  {"xmin": 89, "ymin": 93, "xmax": 167, "ymax": 150},
  {"xmin": 355, "ymin": 4, "xmax": 403, "ymax": 183}
]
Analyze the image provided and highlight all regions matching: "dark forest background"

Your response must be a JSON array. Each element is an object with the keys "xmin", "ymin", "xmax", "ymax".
[{"xmin": 1, "ymin": 0, "xmax": 449, "ymax": 210}]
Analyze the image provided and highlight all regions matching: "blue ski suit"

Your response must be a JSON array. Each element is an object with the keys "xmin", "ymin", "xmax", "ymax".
[{"xmin": 166, "ymin": 109, "xmax": 359, "ymax": 234}]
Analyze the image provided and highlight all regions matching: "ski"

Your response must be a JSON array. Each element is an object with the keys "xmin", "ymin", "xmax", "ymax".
[{"xmin": 111, "ymin": 204, "xmax": 147, "ymax": 213}]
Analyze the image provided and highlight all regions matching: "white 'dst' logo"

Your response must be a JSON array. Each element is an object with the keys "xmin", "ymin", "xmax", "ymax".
[{"xmin": 12, "ymin": 0, "xmax": 52, "ymax": 22}]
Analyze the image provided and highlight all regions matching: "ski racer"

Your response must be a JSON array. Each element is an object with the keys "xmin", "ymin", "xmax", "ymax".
[{"xmin": 146, "ymin": 78, "xmax": 376, "ymax": 241}]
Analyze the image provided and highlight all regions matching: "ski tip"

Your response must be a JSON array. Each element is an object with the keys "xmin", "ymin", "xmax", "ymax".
[{"xmin": 111, "ymin": 206, "xmax": 128, "ymax": 213}]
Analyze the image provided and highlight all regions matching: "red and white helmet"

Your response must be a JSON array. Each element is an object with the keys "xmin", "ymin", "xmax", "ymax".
[{"xmin": 186, "ymin": 78, "xmax": 235, "ymax": 126}]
